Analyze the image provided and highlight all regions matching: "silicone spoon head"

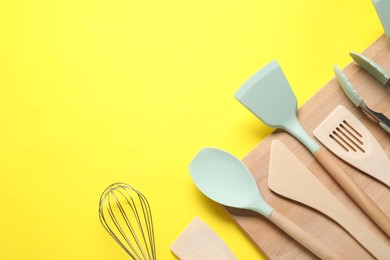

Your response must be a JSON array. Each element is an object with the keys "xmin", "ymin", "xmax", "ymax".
[{"xmin": 189, "ymin": 148, "xmax": 273, "ymax": 217}]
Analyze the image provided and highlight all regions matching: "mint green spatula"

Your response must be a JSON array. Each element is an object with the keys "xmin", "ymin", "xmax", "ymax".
[
  {"xmin": 234, "ymin": 61, "xmax": 390, "ymax": 238},
  {"xmin": 189, "ymin": 148, "xmax": 339, "ymax": 259}
]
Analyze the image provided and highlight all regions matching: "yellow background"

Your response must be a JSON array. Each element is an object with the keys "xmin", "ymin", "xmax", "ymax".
[{"xmin": 0, "ymin": 0, "xmax": 383, "ymax": 259}]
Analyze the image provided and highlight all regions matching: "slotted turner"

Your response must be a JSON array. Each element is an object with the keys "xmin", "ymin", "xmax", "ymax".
[
  {"xmin": 235, "ymin": 60, "xmax": 390, "ymax": 237},
  {"xmin": 314, "ymin": 105, "xmax": 390, "ymax": 187}
]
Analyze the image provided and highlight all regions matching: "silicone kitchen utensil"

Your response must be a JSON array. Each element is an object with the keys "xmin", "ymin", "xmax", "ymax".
[
  {"xmin": 189, "ymin": 148, "xmax": 340, "ymax": 259},
  {"xmin": 372, "ymin": 0, "xmax": 390, "ymax": 40},
  {"xmin": 268, "ymin": 140, "xmax": 390, "ymax": 260},
  {"xmin": 170, "ymin": 217, "xmax": 237, "ymax": 260},
  {"xmin": 334, "ymin": 65, "xmax": 390, "ymax": 133},
  {"xmin": 99, "ymin": 183, "xmax": 156, "ymax": 260},
  {"xmin": 314, "ymin": 105, "xmax": 390, "ymax": 187},
  {"xmin": 234, "ymin": 60, "xmax": 390, "ymax": 237},
  {"xmin": 350, "ymin": 52, "xmax": 390, "ymax": 87}
]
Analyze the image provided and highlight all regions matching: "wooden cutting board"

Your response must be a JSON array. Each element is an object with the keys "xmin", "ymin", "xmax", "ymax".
[{"xmin": 225, "ymin": 34, "xmax": 390, "ymax": 259}]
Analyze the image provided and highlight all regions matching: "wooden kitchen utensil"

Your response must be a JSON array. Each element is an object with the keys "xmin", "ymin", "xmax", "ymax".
[
  {"xmin": 268, "ymin": 140, "xmax": 390, "ymax": 260},
  {"xmin": 189, "ymin": 148, "xmax": 340, "ymax": 259},
  {"xmin": 313, "ymin": 105, "xmax": 390, "ymax": 187},
  {"xmin": 224, "ymin": 35, "xmax": 390, "ymax": 259},
  {"xmin": 234, "ymin": 60, "xmax": 390, "ymax": 237},
  {"xmin": 170, "ymin": 217, "xmax": 237, "ymax": 260}
]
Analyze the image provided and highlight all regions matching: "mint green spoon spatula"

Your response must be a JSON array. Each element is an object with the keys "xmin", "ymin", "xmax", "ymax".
[
  {"xmin": 189, "ymin": 148, "xmax": 339, "ymax": 260},
  {"xmin": 234, "ymin": 60, "xmax": 390, "ymax": 238}
]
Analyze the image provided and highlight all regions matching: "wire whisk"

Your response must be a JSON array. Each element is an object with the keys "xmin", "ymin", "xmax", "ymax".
[{"xmin": 99, "ymin": 182, "xmax": 156, "ymax": 260}]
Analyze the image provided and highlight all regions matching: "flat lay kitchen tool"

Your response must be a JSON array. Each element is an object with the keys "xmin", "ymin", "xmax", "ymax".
[
  {"xmin": 268, "ymin": 140, "xmax": 390, "ymax": 259},
  {"xmin": 234, "ymin": 59, "xmax": 390, "ymax": 237},
  {"xmin": 224, "ymin": 35, "xmax": 390, "ymax": 259},
  {"xmin": 334, "ymin": 62, "xmax": 390, "ymax": 133},
  {"xmin": 189, "ymin": 148, "xmax": 339, "ymax": 259},
  {"xmin": 373, "ymin": 0, "xmax": 390, "ymax": 40},
  {"xmin": 99, "ymin": 183, "xmax": 156, "ymax": 260},
  {"xmin": 314, "ymin": 105, "xmax": 390, "ymax": 187},
  {"xmin": 170, "ymin": 217, "xmax": 237, "ymax": 260},
  {"xmin": 350, "ymin": 52, "xmax": 390, "ymax": 87}
]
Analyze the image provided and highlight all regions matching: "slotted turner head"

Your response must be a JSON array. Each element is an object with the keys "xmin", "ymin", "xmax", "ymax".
[{"xmin": 313, "ymin": 105, "xmax": 390, "ymax": 187}]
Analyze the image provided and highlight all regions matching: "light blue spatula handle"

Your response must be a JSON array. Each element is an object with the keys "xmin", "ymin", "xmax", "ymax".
[
  {"xmin": 334, "ymin": 65, "xmax": 363, "ymax": 107},
  {"xmin": 350, "ymin": 52, "xmax": 390, "ymax": 87},
  {"xmin": 284, "ymin": 116, "xmax": 320, "ymax": 154}
]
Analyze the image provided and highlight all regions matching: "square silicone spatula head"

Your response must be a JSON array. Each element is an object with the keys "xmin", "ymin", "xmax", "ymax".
[
  {"xmin": 234, "ymin": 61, "xmax": 297, "ymax": 128},
  {"xmin": 234, "ymin": 61, "xmax": 320, "ymax": 153},
  {"xmin": 235, "ymin": 61, "xmax": 390, "ymax": 238}
]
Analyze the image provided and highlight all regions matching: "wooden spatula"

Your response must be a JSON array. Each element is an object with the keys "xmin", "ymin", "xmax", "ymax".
[
  {"xmin": 170, "ymin": 217, "xmax": 237, "ymax": 260},
  {"xmin": 313, "ymin": 105, "xmax": 390, "ymax": 187},
  {"xmin": 268, "ymin": 140, "xmax": 390, "ymax": 260},
  {"xmin": 235, "ymin": 61, "xmax": 390, "ymax": 237}
]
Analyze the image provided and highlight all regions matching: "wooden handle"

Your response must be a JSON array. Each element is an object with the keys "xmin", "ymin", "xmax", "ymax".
[
  {"xmin": 268, "ymin": 210, "xmax": 340, "ymax": 260},
  {"xmin": 331, "ymin": 205, "xmax": 390, "ymax": 259},
  {"xmin": 314, "ymin": 147, "xmax": 390, "ymax": 237}
]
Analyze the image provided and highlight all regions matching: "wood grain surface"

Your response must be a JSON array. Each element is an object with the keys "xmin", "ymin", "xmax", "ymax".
[
  {"xmin": 314, "ymin": 105, "xmax": 390, "ymax": 188},
  {"xmin": 226, "ymin": 35, "xmax": 390, "ymax": 259},
  {"xmin": 170, "ymin": 217, "xmax": 237, "ymax": 260}
]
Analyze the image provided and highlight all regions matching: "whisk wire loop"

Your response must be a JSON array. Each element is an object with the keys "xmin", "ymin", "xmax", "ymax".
[{"xmin": 99, "ymin": 182, "xmax": 156, "ymax": 260}]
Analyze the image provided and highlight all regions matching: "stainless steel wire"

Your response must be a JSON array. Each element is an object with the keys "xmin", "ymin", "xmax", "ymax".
[{"xmin": 99, "ymin": 182, "xmax": 156, "ymax": 260}]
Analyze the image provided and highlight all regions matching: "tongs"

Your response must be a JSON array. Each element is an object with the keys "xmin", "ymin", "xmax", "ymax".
[{"xmin": 334, "ymin": 52, "xmax": 390, "ymax": 134}]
